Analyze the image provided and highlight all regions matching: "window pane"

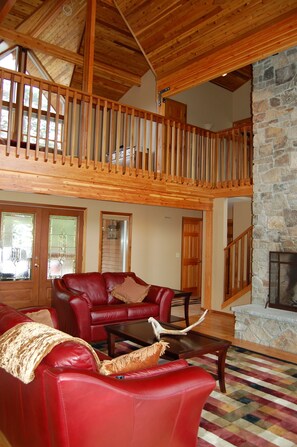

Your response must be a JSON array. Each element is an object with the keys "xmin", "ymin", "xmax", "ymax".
[
  {"xmin": 101, "ymin": 215, "xmax": 130, "ymax": 272},
  {"xmin": 48, "ymin": 215, "xmax": 77, "ymax": 279},
  {"xmin": 0, "ymin": 212, "xmax": 34, "ymax": 281}
]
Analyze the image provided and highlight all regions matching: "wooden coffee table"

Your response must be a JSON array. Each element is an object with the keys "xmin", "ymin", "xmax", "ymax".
[{"xmin": 105, "ymin": 320, "xmax": 231, "ymax": 393}]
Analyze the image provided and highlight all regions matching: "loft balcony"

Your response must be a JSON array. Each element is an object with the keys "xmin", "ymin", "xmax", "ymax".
[{"xmin": 0, "ymin": 69, "xmax": 253, "ymax": 210}]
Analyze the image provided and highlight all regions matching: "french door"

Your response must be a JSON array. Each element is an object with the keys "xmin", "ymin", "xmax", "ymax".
[{"xmin": 0, "ymin": 202, "xmax": 84, "ymax": 308}]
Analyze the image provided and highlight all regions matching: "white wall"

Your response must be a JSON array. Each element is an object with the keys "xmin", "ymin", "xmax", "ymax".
[
  {"xmin": 120, "ymin": 70, "xmax": 251, "ymax": 131},
  {"xmin": 120, "ymin": 70, "xmax": 158, "ymax": 113},
  {"xmin": 232, "ymin": 81, "xmax": 251, "ymax": 123},
  {"xmin": 0, "ymin": 191, "xmax": 201, "ymax": 289},
  {"xmin": 211, "ymin": 198, "xmax": 228, "ymax": 311},
  {"xmin": 232, "ymin": 199, "xmax": 252, "ymax": 239},
  {"xmin": 171, "ymin": 83, "xmax": 233, "ymax": 131}
]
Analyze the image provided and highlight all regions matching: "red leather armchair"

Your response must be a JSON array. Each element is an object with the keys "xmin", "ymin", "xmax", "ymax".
[
  {"xmin": 52, "ymin": 271, "xmax": 174, "ymax": 342},
  {"xmin": 0, "ymin": 303, "xmax": 216, "ymax": 447}
]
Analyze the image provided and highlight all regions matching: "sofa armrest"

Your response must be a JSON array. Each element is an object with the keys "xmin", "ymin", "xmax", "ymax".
[
  {"xmin": 52, "ymin": 278, "xmax": 92, "ymax": 341},
  {"xmin": 145, "ymin": 285, "xmax": 174, "ymax": 322}
]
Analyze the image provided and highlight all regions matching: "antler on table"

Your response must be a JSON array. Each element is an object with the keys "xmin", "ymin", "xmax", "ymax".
[{"xmin": 148, "ymin": 310, "xmax": 208, "ymax": 341}]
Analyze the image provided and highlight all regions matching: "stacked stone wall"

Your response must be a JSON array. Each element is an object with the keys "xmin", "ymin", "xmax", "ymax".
[{"xmin": 252, "ymin": 46, "xmax": 297, "ymax": 306}]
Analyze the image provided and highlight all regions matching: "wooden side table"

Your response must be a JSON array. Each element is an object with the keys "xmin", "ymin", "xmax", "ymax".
[{"xmin": 171, "ymin": 289, "xmax": 192, "ymax": 326}]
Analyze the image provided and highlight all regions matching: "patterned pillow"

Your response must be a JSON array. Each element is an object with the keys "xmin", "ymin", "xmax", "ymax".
[
  {"xmin": 99, "ymin": 340, "xmax": 169, "ymax": 376},
  {"xmin": 111, "ymin": 276, "xmax": 150, "ymax": 303}
]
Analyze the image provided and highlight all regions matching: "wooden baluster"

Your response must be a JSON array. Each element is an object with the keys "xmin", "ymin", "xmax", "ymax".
[
  {"xmin": 129, "ymin": 108, "xmax": 135, "ymax": 172},
  {"xmin": 122, "ymin": 106, "xmax": 128, "ymax": 174},
  {"xmin": 86, "ymin": 96, "xmax": 93, "ymax": 168},
  {"xmin": 15, "ymin": 74, "xmax": 24, "ymax": 158},
  {"xmin": 101, "ymin": 100, "xmax": 108, "ymax": 170},
  {"xmin": 148, "ymin": 114, "xmax": 153, "ymax": 176},
  {"xmin": 25, "ymin": 78, "xmax": 34, "ymax": 159},
  {"xmin": 115, "ymin": 104, "xmax": 121, "ymax": 172},
  {"xmin": 61, "ymin": 87, "xmax": 69, "ymax": 165},
  {"xmin": 93, "ymin": 98, "xmax": 100, "ymax": 168},
  {"xmin": 108, "ymin": 102, "xmax": 115, "ymax": 172},
  {"xmin": 53, "ymin": 86, "xmax": 60, "ymax": 163},
  {"xmin": 70, "ymin": 91, "xmax": 77, "ymax": 166},
  {"xmin": 6, "ymin": 73, "xmax": 15, "ymax": 156}
]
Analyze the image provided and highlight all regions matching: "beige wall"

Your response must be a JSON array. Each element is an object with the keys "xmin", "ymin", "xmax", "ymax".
[
  {"xmin": 120, "ymin": 70, "xmax": 158, "ymax": 113},
  {"xmin": 211, "ymin": 199, "xmax": 227, "ymax": 311},
  {"xmin": 211, "ymin": 198, "xmax": 252, "ymax": 313},
  {"xmin": 0, "ymin": 191, "xmax": 201, "ymax": 289},
  {"xmin": 232, "ymin": 81, "xmax": 251, "ymax": 123},
  {"xmin": 233, "ymin": 199, "xmax": 252, "ymax": 239},
  {"xmin": 120, "ymin": 70, "xmax": 251, "ymax": 131},
  {"xmin": 171, "ymin": 83, "xmax": 233, "ymax": 131}
]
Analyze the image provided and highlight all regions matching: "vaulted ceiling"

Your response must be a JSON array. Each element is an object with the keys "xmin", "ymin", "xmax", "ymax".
[{"xmin": 0, "ymin": 0, "xmax": 296, "ymax": 101}]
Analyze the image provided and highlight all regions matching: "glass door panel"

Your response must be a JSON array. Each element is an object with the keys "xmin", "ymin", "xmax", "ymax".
[
  {"xmin": 0, "ymin": 212, "xmax": 34, "ymax": 281},
  {"xmin": 47, "ymin": 215, "xmax": 78, "ymax": 279}
]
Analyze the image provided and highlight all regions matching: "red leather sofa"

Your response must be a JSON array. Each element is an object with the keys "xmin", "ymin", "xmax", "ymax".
[
  {"xmin": 52, "ymin": 271, "xmax": 174, "ymax": 342},
  {"xmin": 0, "ymin": 302, "xmax": 216, "ymax": 447}
]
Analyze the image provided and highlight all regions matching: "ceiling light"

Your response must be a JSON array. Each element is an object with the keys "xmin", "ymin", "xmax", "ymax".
[{"xmin": 222, "ymin": 73, "xmax": 228, "ymax": 77}]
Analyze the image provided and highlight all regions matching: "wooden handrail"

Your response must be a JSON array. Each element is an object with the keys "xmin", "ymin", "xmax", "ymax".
[
  {"xmin": 0, "ymin": 68, "xmax": 253, "ymax": 189},
  {"xmin": 224, "ymin": 225, "xmax": 253, "ymax": 301}
]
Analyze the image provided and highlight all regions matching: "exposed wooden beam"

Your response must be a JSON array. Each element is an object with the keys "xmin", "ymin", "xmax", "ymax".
[
  {"xmin": 0, "ymin": 25, "xmax": 141, "ymax": 87},
  {"xmin": 83, "ymin": 0, "xmax": 96, "ymax": 94},
  {"xmin": 157, "ymin": 13, "xmax": 297, "ymax": 96},
  {"xmin": 16, "ymin": 0, "xmax": 67, "ymax": 37},
  {"xmin": 0, "ymin": 0, "xmax": 16, "ymax": 24}
]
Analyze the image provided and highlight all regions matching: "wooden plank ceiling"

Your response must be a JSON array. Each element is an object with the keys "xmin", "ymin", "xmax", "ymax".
[{"xmin": 0, "ymin": 0, "xmax": 297, "ymax": 101}]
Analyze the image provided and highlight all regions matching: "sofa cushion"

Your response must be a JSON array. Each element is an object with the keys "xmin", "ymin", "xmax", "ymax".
[
  {"xmin": 99, "ymin": 340, "xmax": 169, "ymax": 376},
  {"xmin": 111, "ymin": 276, "xmax": 150, "ymax": 303},
  {"xmin": 63, "ymin": 272, "xmax": 108, "ymax": 306},
  {"xmin": 127, "ymin": 302, "xmax": 159, "ymax": 320},
  {"xmin": 90, "ymin": 305, "xmax": 128, "ymax": 324}
]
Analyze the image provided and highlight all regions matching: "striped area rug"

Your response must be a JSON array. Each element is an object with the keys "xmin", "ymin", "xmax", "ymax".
[{"xmin": 189, "ymin": 347, "xmax": 297, "ymax": 447}]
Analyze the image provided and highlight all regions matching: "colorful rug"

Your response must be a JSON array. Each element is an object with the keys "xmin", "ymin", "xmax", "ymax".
[
  {"xmin": 190, "ymin": 347, "xmax": 297, "ymax": 447},
  {"xmin": 96, "ymin": 341, "xmax": 297, "ymax": 447}
]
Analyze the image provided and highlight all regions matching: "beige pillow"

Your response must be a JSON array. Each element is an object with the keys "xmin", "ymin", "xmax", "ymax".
[
  {"xmin": 25, "ymin": 309, "xmax": 54, "ymax": 328},
  {"xmin": 99, "ymin": 340, "xmax": 169, "ymax": 376},
  {"xmin": 111, "ymin": 276, "xmax": 150, "ymax": 303}
]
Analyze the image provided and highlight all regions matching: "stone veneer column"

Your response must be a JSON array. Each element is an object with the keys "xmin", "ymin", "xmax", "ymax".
[
  {"xmin": 252, "ymin": 46, "xmax": 297, "ymax": 306},
  {"xmin": 233, "ymin": 46, "xmax": 297, "ymax": 354}
]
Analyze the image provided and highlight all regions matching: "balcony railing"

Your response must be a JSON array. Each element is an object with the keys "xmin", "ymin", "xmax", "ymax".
[{"xmin": 0, "ymin": 68, "xmax": 252, "ymax": 188}]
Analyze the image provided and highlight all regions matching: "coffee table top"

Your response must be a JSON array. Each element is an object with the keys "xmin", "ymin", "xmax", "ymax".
[{"xmin": 105, "ymin": 320, "xmax": 230, "ymax": 360}]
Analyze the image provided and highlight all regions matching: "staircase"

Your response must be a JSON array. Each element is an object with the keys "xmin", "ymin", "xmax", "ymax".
[{"xmin": 223, "ymin": 225, "xmax": 252, "ymax": 308}]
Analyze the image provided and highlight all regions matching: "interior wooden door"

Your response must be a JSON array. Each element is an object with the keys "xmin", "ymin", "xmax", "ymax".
[
  {"xmin": 181, "ymin": 217, "xmax": 203, "ymax": 297},
  {"xmin": 159, "ymin": 98, "xmax": 187, "ymax": 123}
]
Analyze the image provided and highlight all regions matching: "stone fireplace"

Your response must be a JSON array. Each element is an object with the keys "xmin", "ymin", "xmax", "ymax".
[{"xmin": 233, "ymin": 46, "xmax": 297, "ymax": 354}]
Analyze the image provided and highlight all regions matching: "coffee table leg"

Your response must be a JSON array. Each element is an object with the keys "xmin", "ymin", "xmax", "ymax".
[
  {"xmin": 217, "ymin": 346, "xmax": 229, "ymax": 393},
  {"xmin": 107, "ymin": 332, "xmax": 116, "ymax": 357},
  {"xmin": 184, "ymin": 294, "xmax": 191, "ymax": 326}
]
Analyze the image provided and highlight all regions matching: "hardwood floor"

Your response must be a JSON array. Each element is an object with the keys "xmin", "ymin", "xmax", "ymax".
[{"xmin": 172, "ymin": 304, "xmax": 297, "ymax": 364}]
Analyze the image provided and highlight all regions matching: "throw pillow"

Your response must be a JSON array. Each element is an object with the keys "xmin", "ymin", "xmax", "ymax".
[
  {"xmin": 111, "ymin": 276, "xmax": 150, "ymax": 303},
  {"xmin": 25, "ymin": 309, "xmax": 54, "ymax": 328},
  {"xmin": 99, "ymin": 340, "xmax": 169, "ymax": 376}
]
